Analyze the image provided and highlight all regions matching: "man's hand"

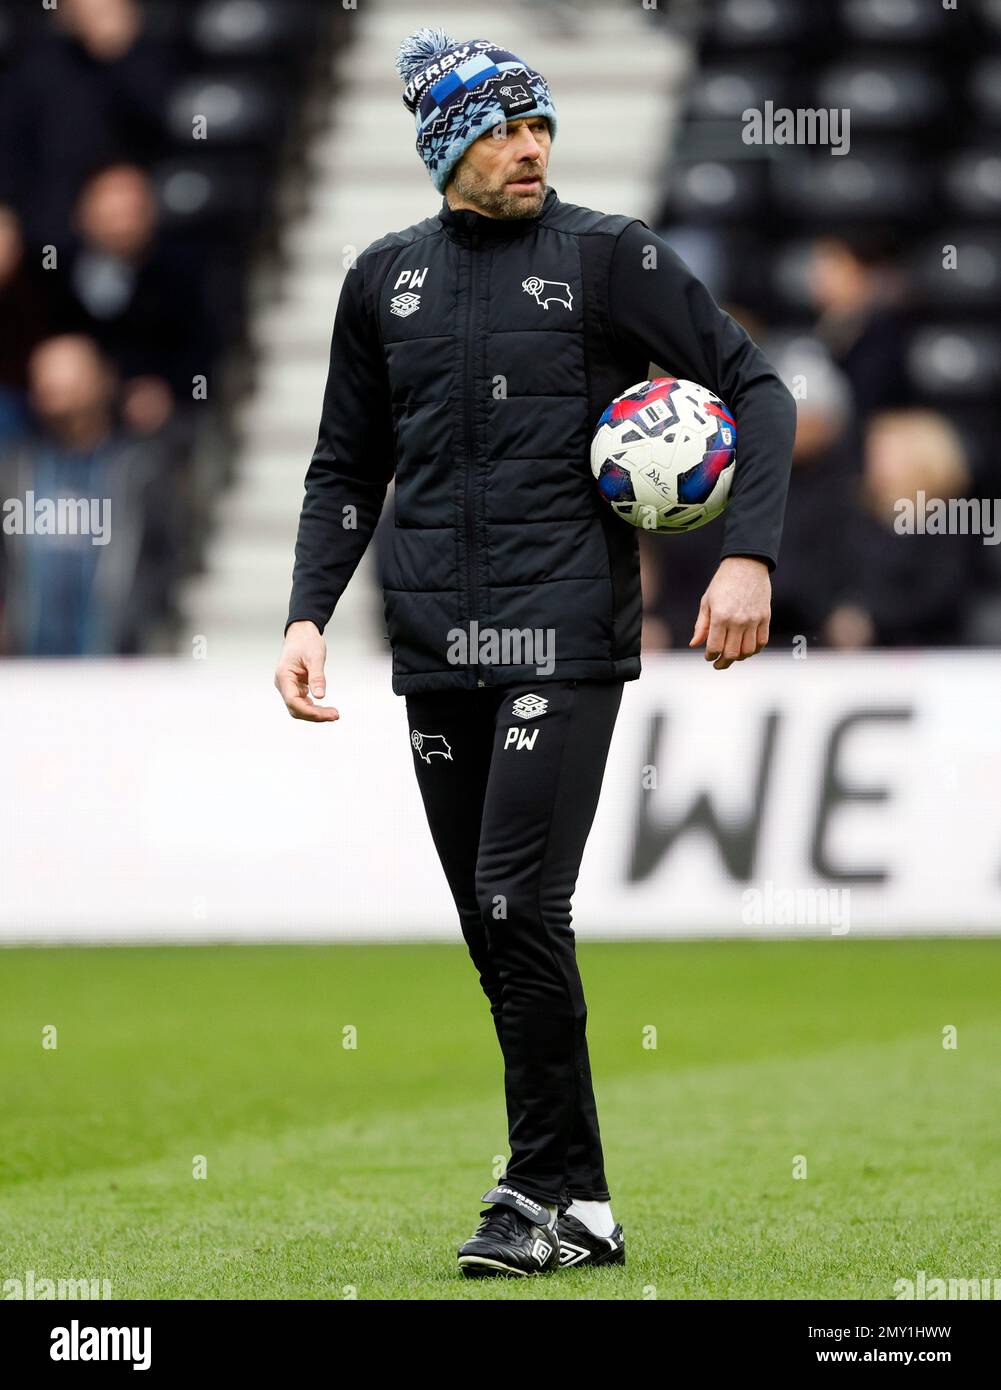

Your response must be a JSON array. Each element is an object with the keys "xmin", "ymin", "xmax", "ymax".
[
  {"xmin": 274, "ymin": 621, "xmax": 340, "ymax": 722},
  {"xmin": 689, "ymin": 556, "xmax": 771, "ymax": 670}
]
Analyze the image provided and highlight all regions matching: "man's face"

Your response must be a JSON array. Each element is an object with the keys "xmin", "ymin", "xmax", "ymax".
[
  {"xmin": 76, "ymin": 165, "xmax": 156, "ymax": 259},
  {"xmin": 448, "ymin": 115, "xmax": 551, "ymax": 218},
  {"xmin": 28, "ymin": 336, "xmax": 112, "ymax": 426}
]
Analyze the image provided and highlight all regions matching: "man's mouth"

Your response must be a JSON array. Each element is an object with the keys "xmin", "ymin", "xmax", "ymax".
[{"xmin": 507, "ymin": 174, "xmax": 541, "ymax": 188}]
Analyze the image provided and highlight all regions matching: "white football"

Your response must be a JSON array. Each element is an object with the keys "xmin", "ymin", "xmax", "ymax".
[{"xmin": 590, "ymin": 375, "xmax": 737, "ymax": 532}]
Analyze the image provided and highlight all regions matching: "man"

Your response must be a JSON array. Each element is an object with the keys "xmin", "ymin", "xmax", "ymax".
[
  {"xmin": 275, "ymin": 27, "xmax": 796, "ymax": 1278},
  {"xmin": 58, "ymin": 162, "xmax": 212, "ymax": 438},
  {"xmin": 0, "ymin": 0, "xmax": 176, "ymax": 253},
  {"xmin": 0, "ymin": 335, "xmax": 176, "ymax": 655}
]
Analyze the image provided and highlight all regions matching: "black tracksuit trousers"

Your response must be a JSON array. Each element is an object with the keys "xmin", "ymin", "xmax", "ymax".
[{"xmin": 405, "ymin": 677, "xmax": 624, "ymax": 1209}]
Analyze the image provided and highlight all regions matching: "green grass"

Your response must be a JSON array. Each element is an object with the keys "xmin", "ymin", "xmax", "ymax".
[{"xmin": 1, "ymin": 940, "xmax": 999, "ymax": 1299}]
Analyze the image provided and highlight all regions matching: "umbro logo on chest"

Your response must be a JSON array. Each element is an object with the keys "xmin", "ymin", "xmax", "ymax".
[{"xmin": 390, "ymin": 266, "xmax": 429, "ymax": 317}]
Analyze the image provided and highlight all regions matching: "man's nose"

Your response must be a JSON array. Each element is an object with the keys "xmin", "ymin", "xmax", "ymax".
[{"xmin": 513, "ymin": 127, "xmax": 543, "ymax": 159}]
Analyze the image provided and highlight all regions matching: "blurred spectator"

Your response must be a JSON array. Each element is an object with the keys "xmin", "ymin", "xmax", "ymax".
[
  {"xmin": 0, "ymin": 0, "xmax": 328, "ymax": 662},
  {"xmin": 0, "ymin": 335, "xmax": 178, "ymax": 656},
  {"xmin": 0, "ymin": 205, "xmax": 56, "ymax": 446},
  {"xmin": 0, "ymin": 0, "xmax": 176, "ymax": 252},
  {"xmin": 808, "ymin": 232, "xmax": 913, "ymax": 428},
  {"xmin": 56, "ymin": 162, "xmax": 212, "ymax": 436},
  {"xmin": 823, "ymin": 411, "xmax": 976, "ymax": 649},
  {"xmin": 766, "ymin": 336, "xmax": 859, "ymax": 647}
]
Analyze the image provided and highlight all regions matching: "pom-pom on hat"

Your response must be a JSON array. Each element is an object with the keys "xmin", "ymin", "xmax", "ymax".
[{"xmin": 395, "ymin": 26, "xmax": 557, "ymax": 194}]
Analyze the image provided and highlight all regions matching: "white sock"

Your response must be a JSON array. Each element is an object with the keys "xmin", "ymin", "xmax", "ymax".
[{"xmin": 566, "ymin": 1199, "xmax": 615, "ymax": 1237}]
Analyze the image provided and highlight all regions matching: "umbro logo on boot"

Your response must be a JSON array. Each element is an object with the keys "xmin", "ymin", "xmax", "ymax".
[{"xmin": 457, "ymin": 1186, "xmax": 560, "ymax": 1278}]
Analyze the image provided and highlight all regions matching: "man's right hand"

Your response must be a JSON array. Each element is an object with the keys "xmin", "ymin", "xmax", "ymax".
[{"xmin": 274, "ymin": 621, "xmax": 340, "ymax": 723}]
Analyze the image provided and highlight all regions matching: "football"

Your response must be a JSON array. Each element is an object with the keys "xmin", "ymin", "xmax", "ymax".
[{"xmin": 590, "ymin": 376, "xmax": 737, "ymax": 532}]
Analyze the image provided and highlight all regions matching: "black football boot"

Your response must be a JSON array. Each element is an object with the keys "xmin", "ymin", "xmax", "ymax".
[{"xmin": 457, "ymin": 1185, "xmax": 561, "ymax": 1278}]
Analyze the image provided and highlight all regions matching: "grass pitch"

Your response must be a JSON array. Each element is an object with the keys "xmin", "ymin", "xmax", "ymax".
[{"xmin": 2, "ymin": 939, "xmax": 999, "ymax": 1300}]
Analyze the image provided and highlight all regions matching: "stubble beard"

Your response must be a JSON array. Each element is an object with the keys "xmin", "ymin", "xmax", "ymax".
[{"xmin": 449, "ymin": 160, "xmax": 547, "ymax": 219}]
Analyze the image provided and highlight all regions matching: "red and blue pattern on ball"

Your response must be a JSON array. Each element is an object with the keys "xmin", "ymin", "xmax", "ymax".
[
  {"xmin": 677, "ymin": 399, "xmax": 737, "ymax": 503},
  {"xmin": 596, "ymin": 377, "xmax": 736, "ymax": 505},
  {"xmin": 596, "ymin": 376, "xmax": 681, "ymax": 432},
  {"xmin": 595, "ymin": 458, "xmax": 636, "ymax": 504}
]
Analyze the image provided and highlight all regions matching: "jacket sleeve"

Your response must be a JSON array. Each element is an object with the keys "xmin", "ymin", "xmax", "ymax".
[
  {"xmin": 606, "ymin": 220, "xmax": 796, "ymax": 570},
  {"xmin": 285, "ymin": 255, "xmax": 395, "ymax": 635}
]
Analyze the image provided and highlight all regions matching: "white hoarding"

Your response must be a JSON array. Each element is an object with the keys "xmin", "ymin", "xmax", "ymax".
[{"xmin": 1, "ymin": 652, "xmax": 998, "ymax": 942}]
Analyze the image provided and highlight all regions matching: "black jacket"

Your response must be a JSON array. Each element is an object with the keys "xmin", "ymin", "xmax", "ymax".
[{"xmin": 286, "ymin": 186, "xmax": 795, "ymax": 695}]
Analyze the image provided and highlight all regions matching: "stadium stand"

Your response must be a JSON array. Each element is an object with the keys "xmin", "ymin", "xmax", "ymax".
[
  {"xmin": 0, "ymin": 0, "xmax": 340, "ymax": 654},
  {"xmin": 2, "ymin": 0, "xmax": 997, "ymax": 657},
  {"xmin": 645, "ymin": 0, "xmax": 1001, "ymax": 650}
]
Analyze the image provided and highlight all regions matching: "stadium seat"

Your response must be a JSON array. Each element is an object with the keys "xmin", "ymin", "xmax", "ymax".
[
  {"xmin": 981, "ymin": 0, "xmax": 1001, "ymax": 37},
  {"xmin": 970, "ymin": 58, "xmax": 1001, "ymax": 124},
  {"xmin": 152, "ymin": 154, "xmax": 266, "ymax": 231},
  {"xmin": 663, "ymin": 159, "xmax": 766, "ymax": 221},
  {"xmin": 191, "ymin": 0, "xmax": 314, "ymax": 59},
  {"xmin": 815, "ymin": 61, "xmax": 947, "ymax": 130},
  {"xmin": 166, "ymin": 75, "xmax": 282, "ymax": 146},
  {"xmin": 705, "ymin": 0, "xmax": 810, "ymax": 49},
  {"xmin": 839, "ymin": 0, "xmax": 951, "ymax": 44},
  {"xmin": 907, "ymin": 325, "xmax": 1001, "ymax": 399},
  {"xmin": 688, "ymin": 63, "xmax": 801, "ymax": 124},
  {"xmin": 945, "ymin": 150, "xmax": 1001, "ymax": 219},
  {"xmin": 908, "ymin": 233, "xmax": 1001, "ymax": 313},
  {"xmin": 773, "ymin": 146, "xmax": 930, "ymax": 222}
]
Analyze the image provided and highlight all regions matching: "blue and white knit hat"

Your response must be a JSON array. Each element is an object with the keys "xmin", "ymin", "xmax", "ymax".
[{"xmin": 395, "ymin": 26, "xmax": 558, "ymax": 194}]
